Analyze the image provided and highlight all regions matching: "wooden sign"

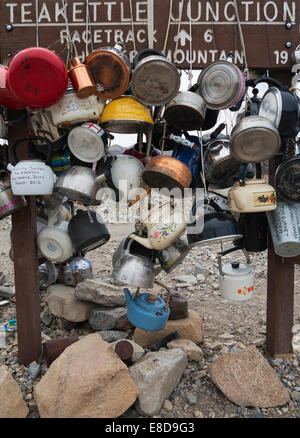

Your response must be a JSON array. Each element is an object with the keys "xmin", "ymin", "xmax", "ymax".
[{"xmin": 0, "ymin": 0, "xmax": 299, "ymax": 69}]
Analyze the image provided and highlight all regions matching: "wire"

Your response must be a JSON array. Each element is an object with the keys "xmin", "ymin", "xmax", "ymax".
[
  {"xmin": 35, "ymin": 0, "xmax": 39, "ymax": 47},
  {"xmin": 129, "ymin": 0, "xmax": 137, "ymax": 53},
  {"xmin": 163, "ymin": 0, "xmax": 173, "ymax": 54},
  {"xmin": 232, "ymin": 0, "xmax": 249, "ymax": 79}
]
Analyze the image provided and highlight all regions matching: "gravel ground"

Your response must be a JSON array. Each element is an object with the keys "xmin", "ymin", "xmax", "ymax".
[{"xmin": 1, "ymin": 212, "xmax": 300, "ymax": 419}]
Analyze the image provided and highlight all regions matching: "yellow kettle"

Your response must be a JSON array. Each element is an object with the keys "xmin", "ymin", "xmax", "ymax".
[{"xmin": 99, "ymin": 96, "xmax": 154, "ymax": 134}]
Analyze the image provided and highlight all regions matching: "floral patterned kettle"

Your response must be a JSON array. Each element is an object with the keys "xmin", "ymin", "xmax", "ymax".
[{"xmin": 129, "ymin": 202, "xmax": 187, "ymax": 250}]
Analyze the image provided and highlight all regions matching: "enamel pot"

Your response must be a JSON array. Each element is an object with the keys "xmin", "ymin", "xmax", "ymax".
[
  {"xmin": 7, "ymin": 47, "xmax": 68, "ymax": 109},
  {"xmin": 7, "ymin": 136, "xmax": 57, "ymax": 196},
  {"xmin": 0, "ymin": 65, "xmax": 25, "ymax": 109},
  {"xmin": 131, "ymin": 49, "xmax": 180, "ymax": 106},
  {"xmin": 218, "ymin": 246, "xmax": 255, "ymax": 301},
  {"xmin": 68, "ymin": 209, "xmax": 110, "ymax": 254}
]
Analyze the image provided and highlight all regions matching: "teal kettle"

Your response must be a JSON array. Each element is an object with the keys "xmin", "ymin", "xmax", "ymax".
[{"xmin": 124, "ymin": 288, "xmax": 170, "ymax": 331}]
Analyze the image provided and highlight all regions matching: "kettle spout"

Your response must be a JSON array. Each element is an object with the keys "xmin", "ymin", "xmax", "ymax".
[
  {"xmin": 123, "ymin": 288, "xmax": 133, "ymax": 304},
  {"xmin": 129, "ymin": 233, "xmax": 154, "ymax": 250}
]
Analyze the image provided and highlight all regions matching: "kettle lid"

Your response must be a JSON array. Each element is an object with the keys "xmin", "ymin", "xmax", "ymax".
[
  {"xmin": 222, "ymin": 261, "xmax": 251, "ymax": 276},
  {"xmin": 137, "ymin": 293, "xmax": 167, "ymax": 313}
]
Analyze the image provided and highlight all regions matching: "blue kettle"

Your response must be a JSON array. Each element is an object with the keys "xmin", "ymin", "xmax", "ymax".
[
  {"xmin": 124, "ymin": 288, "xmax": 170, "ymax": 331},
  {"xmin": 171, "ymin": 133, "xmax": 203, "ymax": 188}
]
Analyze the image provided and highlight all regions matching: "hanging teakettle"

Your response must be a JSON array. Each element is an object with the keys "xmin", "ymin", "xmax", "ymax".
[
  {"xmin": 124, "ymin": 288, "xmax": 170, "ymax": 331},
  {"xmin": 164, "ymin": 90, "xmax": 207, "ymax": 131},
  {"xmin": 218, "ymin": 247, "xmax": 255, "ymax": 301},
  {"xmin": 7, "ymin": 136, "xmax": 57, "ymax": 196},
  {"xmin": 131, "ymin": 49, "xmax": 180, "ymax": 106},
  {"xmin": 274, "ymin": 138, "xmax": 300, "ymax": 203},
  {"xmin": 129, "ymin": 203, "xmax": 187, "ymax": 251},
  {"xmin": 228, "ymin": 163, "xmax": 277, "ymax": 213},
  {"xmin": 0, "ymin": 171, "xmax": 27, "ymax": 220},
  {"xmin": 85, "ymin": 42, "xmax": 131, "ymax": 100},
  {"xmin": 67, "ymin": 122, "xmax": 108, "ymax": 163},
  {"xmin": 68, "ymin": 57, "xmax": 97, "ymax": 98}
]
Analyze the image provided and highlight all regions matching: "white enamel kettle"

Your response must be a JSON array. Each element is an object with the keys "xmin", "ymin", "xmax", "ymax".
[
  {"xmin": 129, "ymin": 202, "xmax": 187, "ymax": 250},
  {"xmin": 218, "ymin": 246, "xmax": 255, "ymax": 301},
  {"xmin": 7, "ymin": 136, "xmax": 57, "ymax": 196}
]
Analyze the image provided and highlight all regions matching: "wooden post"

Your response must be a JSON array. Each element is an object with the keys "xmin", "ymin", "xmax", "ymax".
[
  {"xmin": 266, "ymin": 70, "xmax": 295, "ymax": 357},
  {"xmin": 8, "ymin": 110, "xmax": 42, "ymax": 366}
]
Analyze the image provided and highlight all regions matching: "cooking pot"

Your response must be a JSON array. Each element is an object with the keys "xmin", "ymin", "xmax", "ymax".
[
  {"xmin": 205, "ymin": 124, "xmax": 240, "ymax": 187},
  {"xmin": 54, "ymin": 166, "xmax": 101, "ymax": 205},
  {"xmin": 7, "ymin": 136, "xmax": 57, "ymax": 196},
  {"xmin": 67, "ymin": 123, "xmax": 107, "ymax": 163},
  {"xmin": 124, "ymin": 288, "xmax": 170, "ymax": 331},
  {"xmin": 0, "ymin": 172, "xmax": 27, "ymax": 220},
  {"xmin": 218, "ymin": 246, "xmax": 255, "ymax": 301},
  {"xmin": 142, "ymin": 155, "xmax": 192, "ymax": 193},
  {"xmin": 164, "ymin": 91, "xmax": 207, "ymax": 131},
  {"xmin": 49, "ymin": 82, "xmax": 104, "ymax": 128},
  {"xmin": 0, "ymin": 65, "xmax": 25, "ymax": 109},
  {"xmin": 233, "ymin": 212, "xmax": 268, "ymax": 252},
  {"xmin": 197, "ymin": 59, "xmax": 245, "ymax": 110},
  {"xmin": 230, "ymin": 115, "xmax": 281, "ymax": 163},
  {"xmin": 259, "ymin": 87, "xmax": 299, "ymax": 138},
  {"xmin": 129, "ymin": 202, "xmax": 187, "ymax": 251},
  {"xmin": 63, "ymin": 256, "xmax": 94, "ymax": 286},
  {"xmin": 267, "ymin": 201, "xmax": 300, "ymax": 257},
  {"xmin": 68, "ymin": 209, "xmax": 110, "ymax": 254},
  {"xmin": 131, "ymin": 48, "xmax": 180, "ymax": 106},
  {"xmin": 7, "ymin": 47, "xmax": 68, "ymax": 109},
  {"xmin": 37, "ymin": 214, "xmax": 74, "ymax": 263},
  {"xmin": 99, "ymin": 95, "xmax": 154, "ymax": 134},
  {"xmin": 69, "ymin": 57, "xmax": 97, "ymax": 98},
  {"xmin": 158, "ymin": 237, "xmax": 191, "ymax": 273},
  {"xmin": 95, "ymin": 155, "xmax": 145, "ymax": 202},
  {"xmin": 187, "ymin": 199, "xmax": 242, "ymax": 247},
  {"xmin": 112, "ymin": 241, "xmax": 155, "ymax": 289},
  {"xmin": 85, "ymin": 43, "xmax": 131, "ymax": 100},
  {"xmin": 228, "ymin": 164, "xmax": 277, "ymax": 213}
]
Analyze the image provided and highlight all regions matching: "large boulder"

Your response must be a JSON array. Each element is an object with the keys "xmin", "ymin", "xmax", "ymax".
[
  {"xmin": 129, "ymin": 348, "xmax": 187, "ymax": 416},
  {"xmin": 74, "ymin": 279, "xmax": 126, "ymax": 307},
  {"xmin": 0, "ymin": 365, "xmax": 29, "ymax": 418},
  {"xmin": 34, "ymin": 333, "xmax": 139, "ymax": 418},
  {"xmin": 47, "ymin": 284, "xmax": 95, "ymax": 322},
  {"xmin": 133, "ymin": 310, "xmax": 203, "ymax": 348},
  {"xmin": 209, "ymin": 346, "xmax": 290, "ymax": 407}
]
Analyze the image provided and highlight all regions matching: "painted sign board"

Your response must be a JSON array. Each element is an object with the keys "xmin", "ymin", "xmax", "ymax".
[{"xmin": 0, "ymin": 0, "xmax": 299, "ymax": 70}]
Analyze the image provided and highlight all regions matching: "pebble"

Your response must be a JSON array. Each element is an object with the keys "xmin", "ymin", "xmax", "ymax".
[
  {"xmin": 27, "ymin": 362, "xmax": 40, "ymax": 381},
  {"xmin": 193, "ymin": 409, "xmax": 204, "ymax": 418},
  {"xmin": 163, "ymin": 400, "xmax": 173, "ymax": 412},
  {"xmin": 237, "ymin": 407, "xmax": 248, "ymax": 416},
  {"xmin": 291, "ymin": 391, "xmax": 300, "ymax": 403},
  {"xmin": 174, "ymin": 275, "xmax": 197, "ymax": 286},
  {"xmin": 186, "ymin": 393, "xmax": 197, "ymax": 405}
]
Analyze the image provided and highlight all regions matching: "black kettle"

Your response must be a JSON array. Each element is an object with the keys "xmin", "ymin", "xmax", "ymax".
[{"xmin": 68, "ymin": 209, "xmax": 110, "ymax": 254}]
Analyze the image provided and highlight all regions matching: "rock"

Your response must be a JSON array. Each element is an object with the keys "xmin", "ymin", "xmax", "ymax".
[
  {"xmin": 34, "ymin": 333, "xmax": 138, "ymax": 418},
  {"xmin": 163, "ymin": 399, "xmax": 173, "ymax": 411},
  {"xmin": 167, "ymin": 339, "xmax": 203, "ymax": 362},
  {"xmin": 43, "ymin": 337, "xmax": 79, "ymax": 367},
  {"xmin": 291, "ymin": 391, "xmax": 300, "ymax": 403},
  {"xmin": 0, "ymin": 365, "xmax": 29, "ymax": 418},
  {"xmin": 0, "ymin": 272, "xmax": 5, "ymax": 286},
  {"xmin": 186, "ymin": 393, "xmax": 197, "ymax": 405},
  {"xmin": 0, "ymin": 300, "xmax": 9, "ymax": 306},
  {"xmin": 89, "ymin": 307, "xmax": 132, "ymax": 331},
  {"xmin": 133, "ymin": 310, "xmax": 203, "ymax": 348},
  {"xmin": 209, "ymin": 346, "xmax": 289, "ymax": 407},
  {"xmin": 0, "ymin": 286, "xmax": 15, "ymax": 299},
  {"xmin": 47, "ymin": 285, "xmax": 95, "ymax": 323},
  {"xmin": 174, "ymin": 275, "xmax": 197, "ymax": 286},
  {"xmin": 129, "ymin": 349, "xmax": 187, "ymax": 416},
  {"xmin": 112, "ymin": 339, "xmax": 145, "ymax": 363},
  {"xmin": 97, "ymin": 330, "xmax": 128, "ymax": 343},
  {"xmin": 27, "ymin": 362, "xmax": 40, "ymax": 380},
  {"xmin": 40, "ymin": 310, "xmax": 53, "ymax": 327},
  {"xmin": 194, "ymin": 409, "xmax": 204, "ymax": 418},
  {"xmin": 74, "ymin": 279, "xmax": 126, "ymax": 307}
]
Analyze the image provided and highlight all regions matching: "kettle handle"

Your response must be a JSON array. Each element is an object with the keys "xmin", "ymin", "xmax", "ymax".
[
  {"xmin": 217, "ymin": 246, "xmax": 250, "ymax": 276},
  {"xmin": 134, "ymin": 48, "xmax": 165, "ymax": 67},
  {"xmin": 239, "ymin": 163, "xmax": 262, "ymax": 184},
  {"xmin": 10, "ymin": 136, "xmax": 53, "ymax": 166}
]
